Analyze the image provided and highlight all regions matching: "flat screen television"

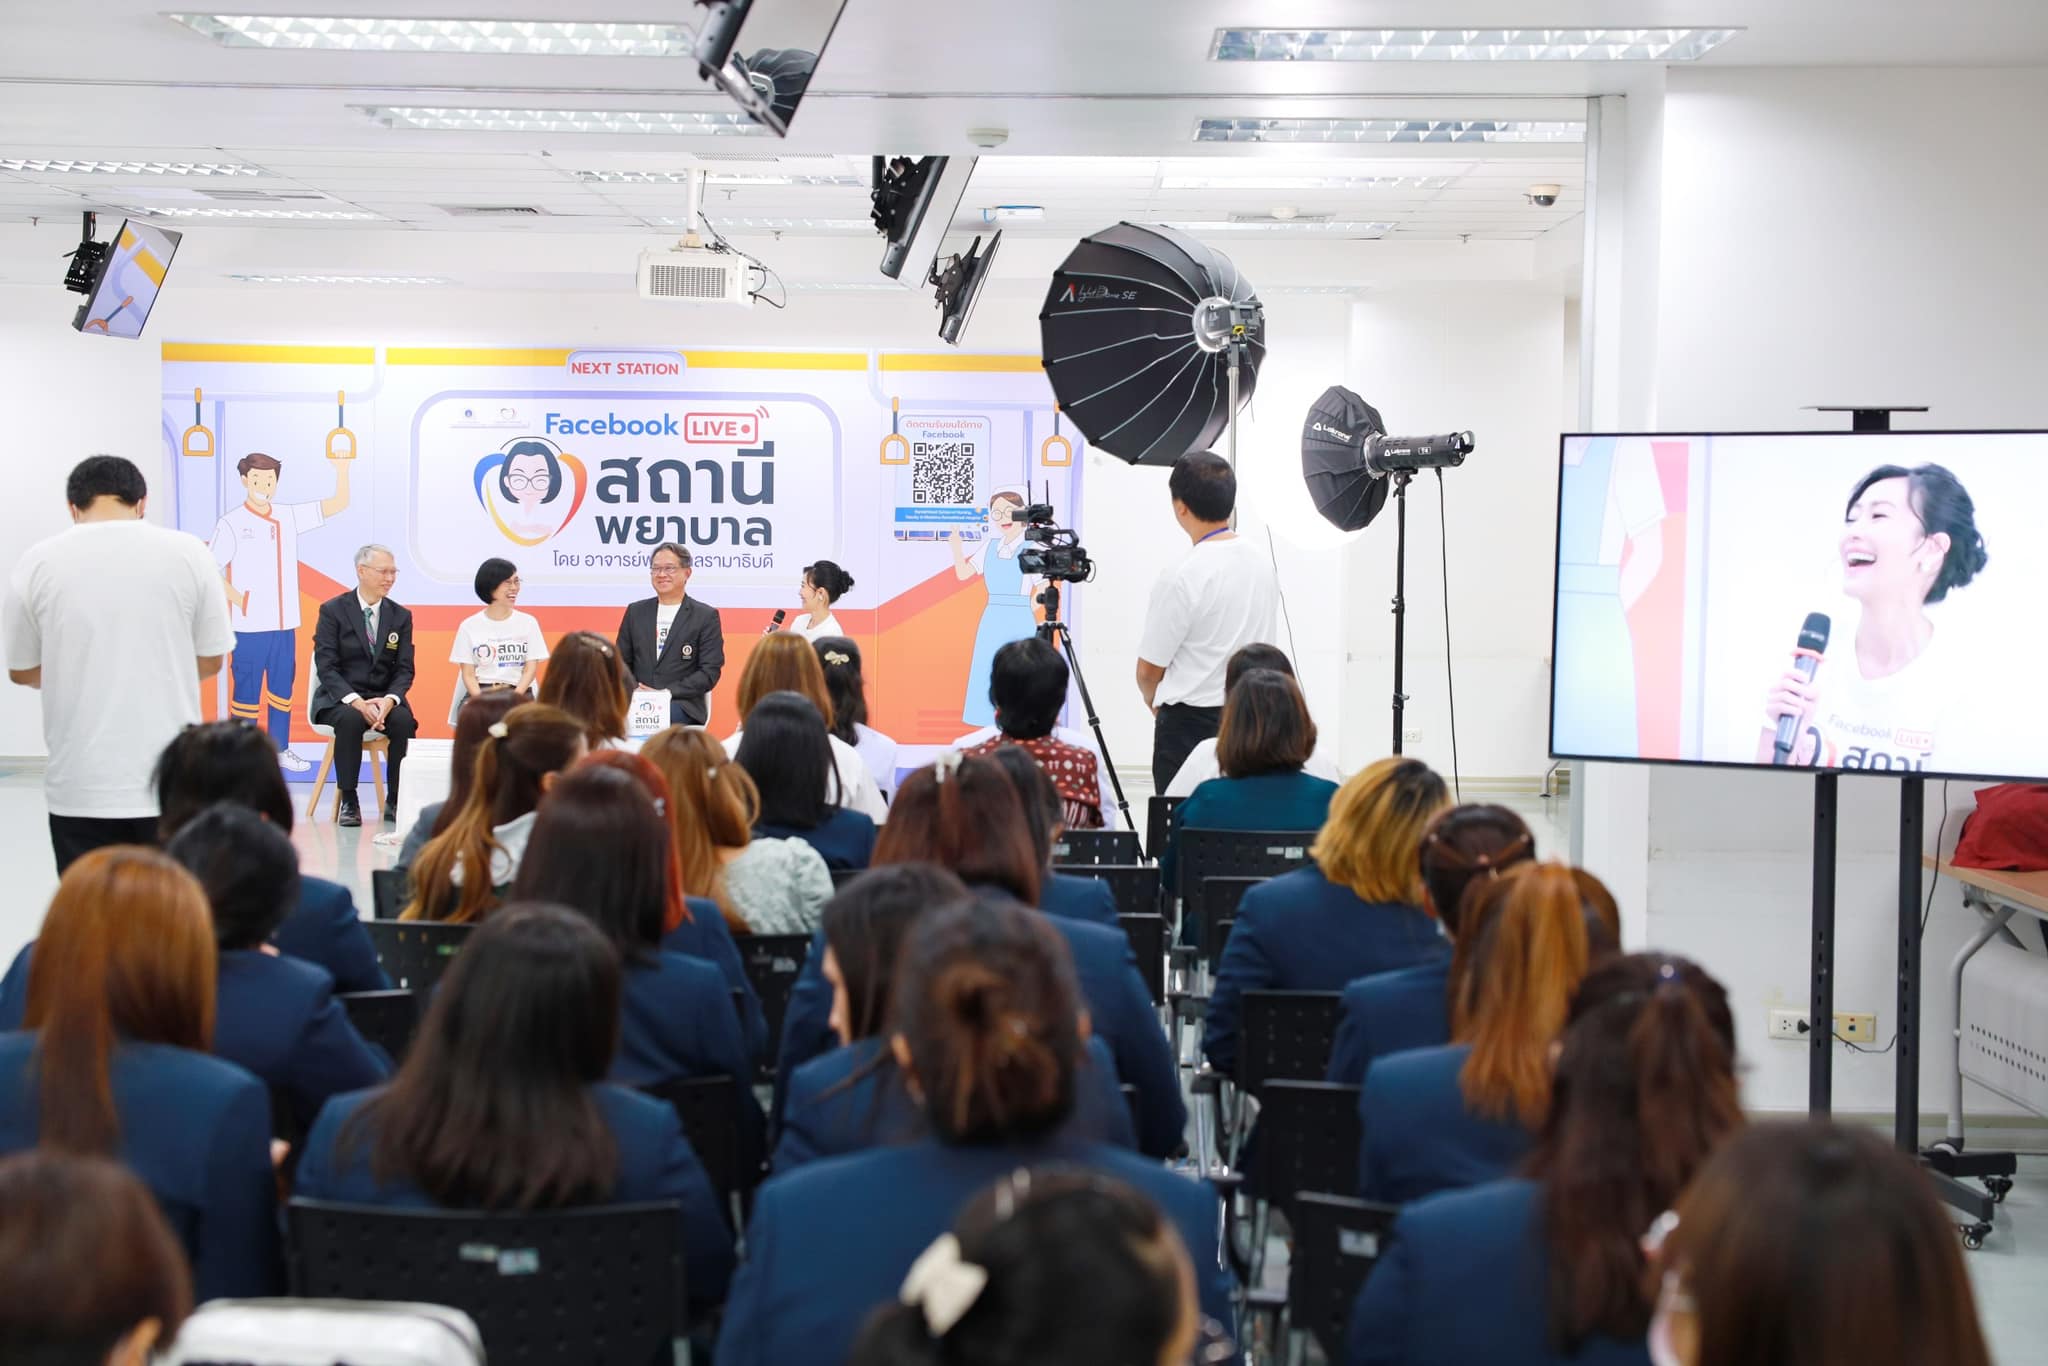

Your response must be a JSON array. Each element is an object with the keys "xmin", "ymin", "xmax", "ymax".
[
  {"xmin": 71, "ymin": 219, "xmax": 181, "ymax": 338},
  {"xmin": 693, "ymin": 0, "xmax": 847, "ymax": 137},
  {"xmin": 1549, "ymin": 430, "xmax": 2048, "ymax": 782},
  {"xmin": 875, "ymin": 154, "xmax": 978, "ymax": 282}
]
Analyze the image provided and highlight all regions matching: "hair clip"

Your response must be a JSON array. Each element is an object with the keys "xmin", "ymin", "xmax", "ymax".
[
  {"xmin": 823, "ymin": 650, "xmax": 851, "ymax": 666},
  {"xmin": 1657, "ymin": 961, "xmax": 1680, "ymax": 982},
  {"xmin": 993, "ymin": 1167, "xmax": 1032, "ymax": 1221},
  {"xmin": 934, "ymin": 751, "xmax": 967, "ymax": 785},
  {"xmin": 652, "ymin": 797, "xmax": 666, "ymax": 817},
  {"xmin": 899, "ymin": 1233, "xmax": 988, "ymax": 1338},
  {"xmin": 487, "ymin": 721, "xmax": 509, "ymax": 739}
]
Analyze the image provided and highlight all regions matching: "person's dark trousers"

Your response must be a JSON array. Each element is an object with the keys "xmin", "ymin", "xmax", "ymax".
[
  {"xmin": 1151, "ymin": 703, "xmax": 1224, "ymax": 792},
  {"xmin": 314, "ymin": 700, "xmax": 417, "ymax": 816},
  {"xmin": 48, "ymin": 814, "xmax": 161, "ymax": 873}
]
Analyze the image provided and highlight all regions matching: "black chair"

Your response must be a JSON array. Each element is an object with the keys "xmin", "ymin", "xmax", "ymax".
[
  {"xmin": 1145, "ymin": 795, "xmax": 1183, "ymax": 864},
  {"xmin": 1116, "ymin": 913, "xmax": 1168, "ymax": 1007},
  {"xmin": 1050, "ymin": 829, "xmax": 1143, "ymax": 866},
  {"xmin": 1173, "ymin": 829, "xmax": 1314, "ymax": 904},
  {"xmin": 828, "ymin": 867, "xmax": 863, "ymax": 891},
  {"xmin": 1248, "ymin": 1080, "xmax": 1361, "ymax": 1213},
  {"xmin": 370, "ymin": 867, "xmax": 408, "ymax": 921},
  {"xmin": 1236, "ymin": 990, "xmax": 1345, "ymax": 1098},
  {"xmin": 337, "ymin": 989, "xmax": 418, "ymax": 1064},
  {"xmin": 1056, "ymin": 863, "xmax": 1161, "ymax": 919},
  {"xmin": 362, "ymin": 919, "xmax": 473, "ymax": 995},
  {"xmin": 1288, "ymin": 1192, "xmax": 1400, "ymax": 1362},
  {"xmin": 288, "ymin": 1199, "xmax": 684, "ymax": 1364},
  {"xmin": 641, "ymin": 1075, "xmax": 757, "ymax": 1225},
  {"xmin": 737, "ymin": 933, "xmax": 812, "ymax": 1078},
  {"xmin": 1198, "ymin": 875, "xmax": 1263, "ymax": 964},
  {"xmin": 1119, "ymin": 1083, "xmax": 1141, "ymax": 1138}
]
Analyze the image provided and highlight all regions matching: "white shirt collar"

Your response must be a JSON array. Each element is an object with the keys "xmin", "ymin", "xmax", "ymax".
[{"xmin": 356, "ymin": 590, "xmax": 380, "ymax": 616}]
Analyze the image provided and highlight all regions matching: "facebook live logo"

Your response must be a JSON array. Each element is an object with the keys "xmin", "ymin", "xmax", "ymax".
[{"xmin": 686, "ymin": 412, "xmax": 760, "ymax": 444}]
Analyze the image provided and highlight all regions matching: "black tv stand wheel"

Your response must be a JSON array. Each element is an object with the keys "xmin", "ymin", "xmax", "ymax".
[
  {"xmin": 1959, "ymin": 1222, "xmax": 1992, "ymax": 1251},
  {"xmin": 1984, "ymin": 1175, "xmax": 2014, "ymax": 1204}
]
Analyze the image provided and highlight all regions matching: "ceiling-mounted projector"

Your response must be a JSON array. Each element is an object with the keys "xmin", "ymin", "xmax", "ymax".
[{"xmin": 636, "ymin": 244, "xmax": 753, "ymax": 306}]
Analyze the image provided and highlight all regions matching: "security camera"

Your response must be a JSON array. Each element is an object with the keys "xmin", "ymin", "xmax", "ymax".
[{"xmin": 1525, "ymin": 184, "xmax": 1561, "ymax": 208}]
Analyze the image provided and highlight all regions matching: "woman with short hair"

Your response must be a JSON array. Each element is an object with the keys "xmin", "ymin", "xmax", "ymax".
[
  {"xmin": 450, "ymin": 557, "xmax": 547, "ymax": 711},
  {"xmin": 735, "ymin": 692, "xmax": 880, "ymax": 871},
  {"xmin": 1162, "ymin": 668, "xmax": 1338, "ymax": 887}
]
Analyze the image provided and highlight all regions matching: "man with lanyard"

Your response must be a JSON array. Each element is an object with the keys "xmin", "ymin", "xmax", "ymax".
[
  {"xmin": 209, "ymin": 450, "xmax": 351, "ymax": 771},
  {"xmin": 615, "ymin": 541, "xmax": 726, "ymax": 726},
  {"xmin": 1135, "ymin": 450, "xmax": 1280, "ymax": 791}
]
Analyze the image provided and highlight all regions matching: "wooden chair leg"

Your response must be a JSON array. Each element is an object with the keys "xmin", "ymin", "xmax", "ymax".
[
  {"xmin": 307, "ymin": 739, "xmax": 336, "ymax": 821},
  {"xmin": 368, "ymin": 744, "xmax": 387, "ymax": 819}
]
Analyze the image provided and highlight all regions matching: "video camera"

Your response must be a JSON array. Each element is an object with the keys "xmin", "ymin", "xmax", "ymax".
[{"xmin": 1015, "ymin": 503, "xmax": 1094, "ymax": 583}]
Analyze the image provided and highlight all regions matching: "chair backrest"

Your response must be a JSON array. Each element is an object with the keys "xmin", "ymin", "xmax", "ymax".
[
  {"xmin": 1145, "ymin": 795, "xmax": 1183, "ymax": 863},
  {"xmin": 1289, "ymin": 1192, "xmax": 1400, "ymax": 1360},
  {"xmin": 640, "ymin": 1075, "xmax": 756, "ymax": 1214},
  {"xmin": 737, "ymin": 932, "xmax": 812, "ymax": 1072},
  {"xmin": 1236, "ymin": 990, "xmax": 1345, "ymax": 1095},
  {"xmin": 1116, "ymin": 913, "xmax": 1167, "ymax": 1006},
  {"xmin": 1119, "ymin": 1083, "xmax": 1140, "ymax": 1138},
  {"xmin": 288, "ymin": 1199, "xmax": 683, "ymax": 1366},
  {"xmin": 363, "ymin": 920, "xmax": 475, "ymax": 995},
  {"xmin": 339, "ymin": 990, "xmax": 419, "ymax": 1064},
  {"xmin": 1050, "ymin": 829, "xmax": 1142, "ymax": 866},
  {"xmin": 1174, "ymin": 829, "xmax": 1313, "ymax": 901},
  {"xmin": 371, "ymin": 868, "xmax": 408, "ymax": 922},
  {"xmin": 828, "ymin": 867, "xmax": 863, "ymax": 890},
  {"xmin": 1250, "ymin": 1080, "xmax": 1362, "ymax": 1213},
  {"xmin": 1199, "ymin": 875, "xmax": 1264, "ymax": 963},
  {"xmin": 1055, "ymin": 862, "xmax": 1161, "ymax": 919}
]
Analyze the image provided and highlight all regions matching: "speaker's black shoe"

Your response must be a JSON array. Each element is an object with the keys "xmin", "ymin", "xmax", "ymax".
[{"xmin": 338, "ymin": 794, "xmax": 362, "ymax": 828}]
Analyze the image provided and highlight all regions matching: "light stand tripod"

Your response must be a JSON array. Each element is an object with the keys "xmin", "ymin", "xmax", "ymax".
[
  {"xmin": 1035, "ymin": 580, "xmax": 1134, "ymax": 833},
  {"xmin": 1388, "ymin": 471, "xmax": 1414, "ymax": 756}
]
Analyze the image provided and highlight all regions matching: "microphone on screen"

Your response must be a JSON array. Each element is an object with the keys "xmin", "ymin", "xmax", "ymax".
[
  {"xmin": 763, "ymin": 609, "xmax": 787, "ymax": 636},
  {"xmin": 1772, "ymin": 612, "xmax": 1831, "ymax": 765}
]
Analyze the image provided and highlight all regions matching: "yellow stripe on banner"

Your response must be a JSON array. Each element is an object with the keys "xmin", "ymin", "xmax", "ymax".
[
  {"xmin": 682, "ymin": 350, "xmax": 865, "ymax": 371},
  {"xmin": 135, "ymin": 248, "xmax": 168, "ymax": 289},
  {"xmin": 386, "ymin": 347, "xmax": 575, "ymax": 368},
  {"xmin": 161, "ymin": 343, "xmax": 376, "ymax": 365},
  {"xmin": 880, "ymin": 353, "xmax": 1044, "ymax": 373}
]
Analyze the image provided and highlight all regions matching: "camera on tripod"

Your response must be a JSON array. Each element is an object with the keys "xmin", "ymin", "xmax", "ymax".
[{"xmin": 1015, "ymin": 503, "xmax": 1094, "ymax": 583}]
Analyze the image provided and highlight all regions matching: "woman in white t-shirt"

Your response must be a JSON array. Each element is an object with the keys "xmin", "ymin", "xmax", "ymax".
[
  {"xmin": 450, "ymin": 558, "xmax": 549, "ymax": 715},
  {"xmin": 1759, "ymin": 463, "xmax": 1988, "ymax": 772},
  {"xmin": 788, "ymin": 560, "xmax": 854, "ymax": 642}
]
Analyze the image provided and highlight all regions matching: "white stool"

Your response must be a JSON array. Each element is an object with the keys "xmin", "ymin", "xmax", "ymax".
[{"xmin": 305, "ymin": 691, "xmax": 389, "ymax": 822}]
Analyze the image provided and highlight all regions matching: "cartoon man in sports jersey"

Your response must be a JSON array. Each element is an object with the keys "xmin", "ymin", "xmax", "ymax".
[{"xmin": 210, "ymin": 451, "xmax": 352, "ymax": 771}]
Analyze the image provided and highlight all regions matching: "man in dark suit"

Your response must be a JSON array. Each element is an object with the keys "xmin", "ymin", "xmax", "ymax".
[
  {"xmin": 615, "ymin": 541, "xmax": 724, "ymax": 725},
  {"xmin": 312, "ymin": 544, "xmax": 416, "ymax": 827}
]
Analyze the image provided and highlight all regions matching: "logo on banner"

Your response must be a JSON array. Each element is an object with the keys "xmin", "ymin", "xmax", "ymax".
[{"xmin": 473, "ymin": 436, "xmax": 590, "ymax": 547}]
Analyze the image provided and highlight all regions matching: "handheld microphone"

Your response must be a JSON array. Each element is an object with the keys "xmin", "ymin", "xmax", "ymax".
[
  {"xmin": 1366, "ymin": 431, "xmax": 1475, "ymax": 477},
  {"xmin": 764, "ymin": 609, "xmax": 787, "ymax": 635},
  {"xmin": 1772, "ymin": 612, "xmax": 1831, "ymax": 765}
]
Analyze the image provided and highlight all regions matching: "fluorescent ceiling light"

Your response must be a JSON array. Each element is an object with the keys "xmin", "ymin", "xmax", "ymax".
[
  {"xmin": 228, "ymin": 273, "xmax": 453, "ymax": 285},
  {"xmin": 131, "ymin": 206, "xmax": 378, "ymax": 219},
  {"xmin": 977, "ymin": 205, "xmax": 1045, "ymax": 222},
  {"xmin": 1264, "ymin": 284, "xmax": 1369, "ymax": 295},
  {"xmin": 1211, "ymin": 28, "xmax": 1739, "ymax": 62},
  {"xmin": 1197, "ymin": 118, "xmax": 1583, "ymax": 145},
  {"xmin": 167, "ymin": 14, "xmax": 693, "ymax": 55},
  {"xmin": 785, "ymin": 281, "xmax": 911, "ymax": 292},
  {"xmin": 1160, "ymin": 172, "xmax": 1452, "ymax": 191},
  {"xmin": 576, "ymin": 169, "xmax": 864, "ymax": 186},
  {"xmin": 1167, "ymin": 219, "xmax": 1393, "ymax": 236},
  {"xmin": 656, "ymin": 215, "xmax": 871, "ymax": 231},
  {"xmin": 0, "ymin": 158, "xmax": 263, "ymax": 176},
  {"xmin": 356, "ymin": 106, "xmax": 766, "ymax": 135}
]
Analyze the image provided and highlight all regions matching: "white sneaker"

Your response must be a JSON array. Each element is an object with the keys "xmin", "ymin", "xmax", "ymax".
[{"xmin": 277, "ymin": 749, "xmax": 315, "ymax": 773}]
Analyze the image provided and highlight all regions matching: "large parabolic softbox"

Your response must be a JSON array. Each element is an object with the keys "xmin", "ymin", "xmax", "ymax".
[{"xmin": 1039, "ymin": 223, "xmax": 1264, "ymax": 467}]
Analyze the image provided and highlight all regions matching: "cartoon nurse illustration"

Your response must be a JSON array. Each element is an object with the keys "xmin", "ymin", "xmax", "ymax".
[
  {"xmin": 947, "ymin": 486, "xmax": 1039, "ymax": 728},
  {"xmin": 500, "ymin": 439, "xmax": 564, "ymax": 541}
]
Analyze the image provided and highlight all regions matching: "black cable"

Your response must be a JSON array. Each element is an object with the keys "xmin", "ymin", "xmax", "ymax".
[
  {"xmin": 1923, "ymin": 779, "xmax": 1952, "ymax": 933},
  {"xmin": 1263, "ymin": 525, "xmax": 1300, "ymax": 672},
  {"xmin": 1435, "ymin": 469, "xmax": 1461, "ymax": 801}
]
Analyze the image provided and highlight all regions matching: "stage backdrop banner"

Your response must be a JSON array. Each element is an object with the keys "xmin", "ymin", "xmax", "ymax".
[{"xmin": 162, "ymin": 344, "xmax": 1087, "ymax": 763}]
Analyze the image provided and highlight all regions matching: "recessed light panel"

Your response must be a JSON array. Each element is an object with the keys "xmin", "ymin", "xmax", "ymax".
[
  {"xmin": 0, "ymin": 159, "xmax": 264, "ymax": 176},
  {"xmin": 168, "ymin": 14, "xmax": 693, "ymax": 55},
  {"xmin": 1160, "ymin": 172, "xmax": 1452, "ymax": 191},
  {"xmin": 577, "ymin": 169, "xmax": 864, "ymax": 186},
  {"xmin": 228, "ymin": 273, "xmax": 453, "ymax": 285},
  {"xmin": 1196, "ymin": 119, "xmax": 1584, "ymax": 145},
  {"xmin": 1166, "ymin": 219, "xmax": 1394, "ymax": 236},
  {"xmin": 657, "ymin": 216, "xmax": 871, "ymax": 231},
  {"xmin": 131, "ymin": 206, "xmax": 378, "ymax": 219},
  {"xmin": 1211, "ymin": 28, "xmax": 1739, "ymax": 62},
  {"xmin": 357, "ymin": 106, "xmax": 766, "ymax": 135}
]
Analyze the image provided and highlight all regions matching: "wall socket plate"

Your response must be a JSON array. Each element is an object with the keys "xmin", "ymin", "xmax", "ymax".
[
  {"xmin": 1768, "ymin": 1009, "xmax": 1808, "ymax": 1041},
  {"xmin": 1402, "ymin": 727, "xmax": 1424, "ymax": 745},
  {"xmin": 1834, "ymin": 1011, "xmax": 1878, "ymax": 1043}
]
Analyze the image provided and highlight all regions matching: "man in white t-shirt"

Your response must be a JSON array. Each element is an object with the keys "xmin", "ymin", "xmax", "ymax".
[
  {"xmin": 1164, "ymin": 642, "xmax": 1343, "ymax": 796},
  {"xmin": 4, "ymin": 456, "xmax": 235, "ymax": 870},
  {"xmin": 1135, "ymin": 450, "xmax": 1280, "ymax": 790},
  {"xmin": 208, "ymin": 449, "xmax": 351, "ymax": 772}
]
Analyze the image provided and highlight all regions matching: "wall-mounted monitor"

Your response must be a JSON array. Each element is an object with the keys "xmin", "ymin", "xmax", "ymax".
[
  {"xmin": 873, "ymin": 154, "xmax": 978, "ymax": 282},
  {"xmin": 71, "ymin": 219, "xmax": 181, "ymax": 338},
  {"xmin": 934, "ymin": 231, "xmax": 1001, "ymax": 345},
  {"xmin": 1550, "ymin": 430, "xmax": 2048, "ymax": 782},
  {"xmin": 693, "ymin": 0, "xmax": 847, "ymax": 137}
]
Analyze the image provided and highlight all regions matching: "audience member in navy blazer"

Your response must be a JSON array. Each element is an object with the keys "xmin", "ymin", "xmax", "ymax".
[
  {"xmin": 1357, "ymin": 863, "xmax": 1600, "ymax": 1203},
  {"xmin": 717, "ymin": 898, "xmax": 1235, "ymax": 1366},
  {"xmin": 511, "ymin": 765, "xmax": 762, "ymax": 1149},
  {"xmin": 1348, "ymin": 953, "xmax": 1743, "ymax": 1366},
  {"xmin": 1162, "ymin": 668, "xmax": 1338, "ymax": 891},
  {"xmin": 293, "ymin": 905, "xmax": 734, "ymax": 1316},
  {"xmin": 872, "ymin": 757, "xmax": 1187, "ymax": 1157},
  {"xmin": 153, "ymin": 719, "xmax": 389, "ymax": 991},
  {"xmin": 738, "ymin": 692, "xmax": 879, "ymax": 870},
  {"xmin": 0, "ymin": 848, "xmax": 279, "ymax": 1301},
  {"xmin": 1328, "ymin": 804, "xmax": 1536, "ymax": 1087},
  {"xmin": 1205, "ymin": 757, "xmax": 1451, "ymax": 1075},
  {"xmin": 984, "ymin": 744, "xmax": 1122, "ymax": 930}
]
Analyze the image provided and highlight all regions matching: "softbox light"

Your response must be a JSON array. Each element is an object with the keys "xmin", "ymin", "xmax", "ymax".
[
  {"xmin": 1038, "ymin": 223, "xmax": 1264, "ymax": 467},
  {"xmin": 1302, "ymin": 384, "xmax": 1390, "ymax": 530}
]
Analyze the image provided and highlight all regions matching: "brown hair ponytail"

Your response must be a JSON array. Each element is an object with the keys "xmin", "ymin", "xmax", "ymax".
[
  {"xmin": 1454, "ymin": 862, "xmax": 1592, "ymax": 1128},
  {"xmin": 640, "ymin": 726, "xmax": 756, "ymax": 932}
]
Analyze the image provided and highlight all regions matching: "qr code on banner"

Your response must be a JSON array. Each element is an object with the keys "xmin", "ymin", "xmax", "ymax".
[{"xmin": 911, "ymin": 440, "xmax": 977, "ymax": 504}]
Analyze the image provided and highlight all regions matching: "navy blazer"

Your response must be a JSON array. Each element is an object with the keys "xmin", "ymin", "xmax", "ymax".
[
  {"xmin": 1202, "ymin": 867, "xmax": 1448, "ymax": 1075},
  {"xmin": 1162, "ymin": 769, "xmax": 1339, "ymax": 889},
  {"xmin": 771, "ymin": 1034, "xmax": 1137, "ymax": 1173},
  {"xmin": 616, "ymin": 951, "xmax": 765, "ymax": 1153},
  {"xmin": 615, "ymin": 595, "xmax": 724, "ymax": 726},
  {"xmin": 1327, "ymin": 957, "xmax": 1454, "ymax": 1088},
  {"xmin": 0, "ymin": 1033, "xmax": 280, "ymax": 1301},
  {"xmin": 757, "ymin": 808, "xmax": 876, "ymax": 871},
  {"xmin": 1040, "ymin": 870, "xmax": 1121, "ymax": 929},
  {"xmin": 1346, "ymin": 1179, "xmax": 1650, "ymax": 1366},
  {"xmin": 716, "ymin": 1135, "xmax": 1236, "ymax": 1366},
  {"xmin": 1358, "ymin": 1043, "xmax": 1533, "ymax": 1203},
  {"xmin": 0, "ymin": 944, "xmax": 388, "ymax": 1137},
  {"xmin": 661, "ymin": 896, "xmax": 769, "ymax": 1062},
  {"xmin": 771, "ymin": 901, "xmax": 1184, "ymax": 1159},
  {"xmin": 296, "ymin": 1083, "xmax": 735, "ymax": 1312},
  {"xmin": 274, "ymin": 874, "xmax": 391, "ymax": 994}
]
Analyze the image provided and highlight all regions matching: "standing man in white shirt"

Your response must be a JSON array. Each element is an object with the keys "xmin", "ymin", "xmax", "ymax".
[
  {"xmin": 208, "ymin": 449, "xmax": 351, "ymax": 772},
  {"xmin": 4, "ymin": 456, "xmax": 235, "ymax": 870},
  {"xmin": 1135, "ymin": 450, "xmax": 1280, "ymax": 791}
]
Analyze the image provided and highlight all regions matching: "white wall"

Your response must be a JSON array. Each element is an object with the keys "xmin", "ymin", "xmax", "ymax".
[{"xmin": 1643, "ymin": 66, "xmax": 2048, "ymax": 1115}]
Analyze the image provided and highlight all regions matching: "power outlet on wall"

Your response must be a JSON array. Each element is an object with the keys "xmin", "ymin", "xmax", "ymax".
[
  {"xmin": 1768, "ymin": 1009, "xmax": 1808, "ymax": 1041},
  {"xmin": 1402, "ymin": 727, "xmax": 1424, "ymax": 746}
]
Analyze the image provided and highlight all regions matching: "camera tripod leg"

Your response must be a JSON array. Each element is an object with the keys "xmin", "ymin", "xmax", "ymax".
[{"xmin": 1038, "ymin": 620, "xmax": 1135, "ymax": 834}]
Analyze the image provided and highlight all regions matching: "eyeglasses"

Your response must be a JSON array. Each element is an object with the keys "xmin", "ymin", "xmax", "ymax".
[
  {"xmin": 650, "ymin": 564, "xmax": 684, "ymax": 577},
  {"xmin": 504, "ymin": 473, "xmax": 549, "ymax": 492},
  {"xmin": 365, "ymin": 564, "xmax": 398, "ymax": 577}
]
